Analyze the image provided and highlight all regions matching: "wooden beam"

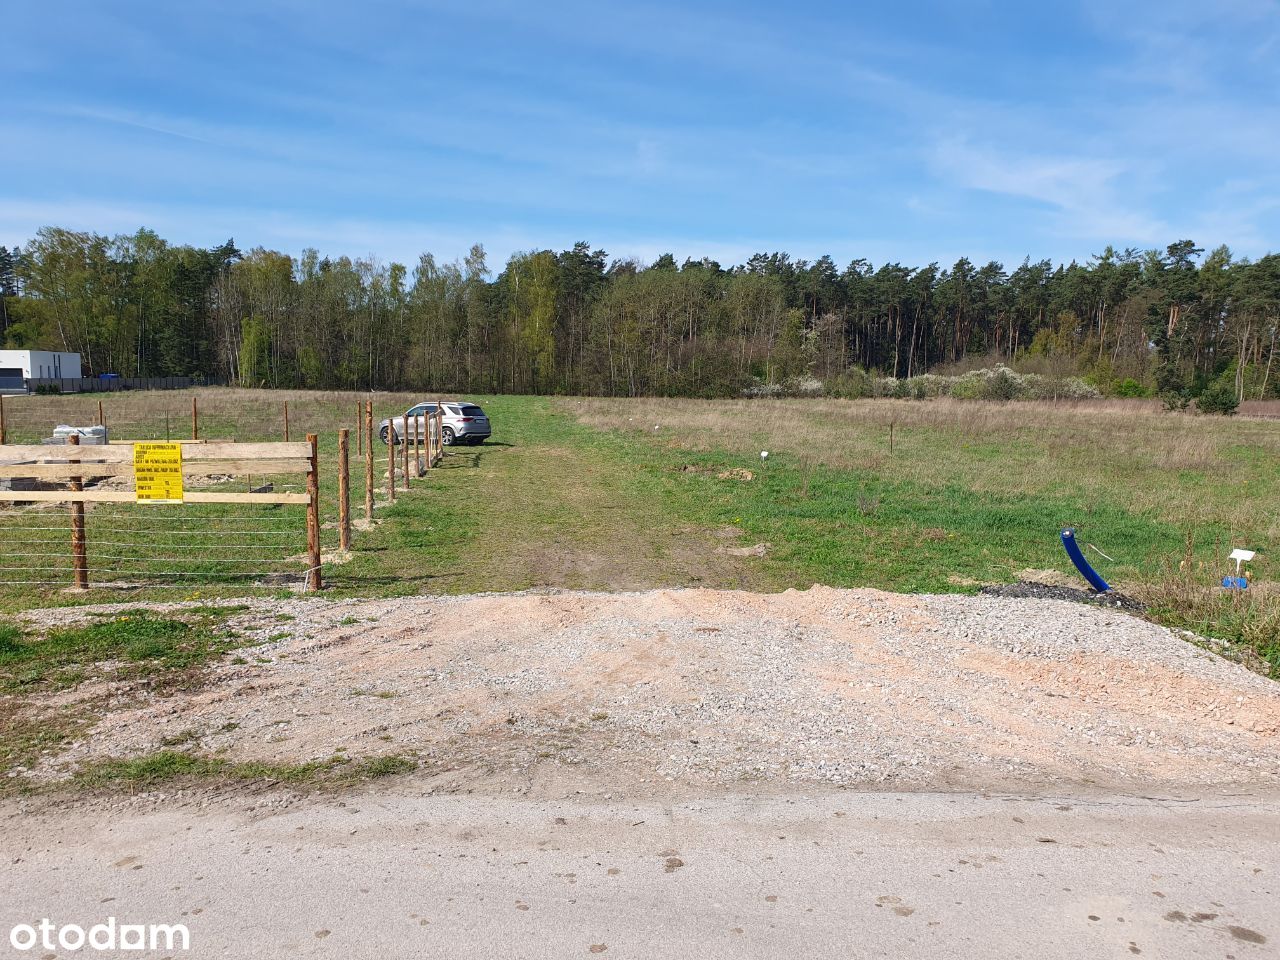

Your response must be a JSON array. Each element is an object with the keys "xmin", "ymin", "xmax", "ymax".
[
  {"xmin": 0, "ymin": 442, "xmax": 313, "ymax": 462},
  {"xmin": 0, "ymin": 489, "xmax": 311, "ymax": 505}
]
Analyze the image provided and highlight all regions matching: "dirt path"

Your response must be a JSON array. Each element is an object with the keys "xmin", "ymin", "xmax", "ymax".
[
  {"xmin": 21, "ymin": 587, "xmax": 1279, "ymax": 796},
  {"xmin": 431, "ymin": 431, "xmax": 761, "ymax": 592}
]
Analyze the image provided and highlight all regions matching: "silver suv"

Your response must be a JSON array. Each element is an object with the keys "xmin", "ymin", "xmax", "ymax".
[{"xmin": 380, "ymin": 401, "xmax": 491, "ymax": 446}]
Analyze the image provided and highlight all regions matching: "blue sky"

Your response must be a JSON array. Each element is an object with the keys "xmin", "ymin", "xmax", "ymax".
[{"xmin": 5, "ymin": 0, "xmax": 1278, "ymax": 270}]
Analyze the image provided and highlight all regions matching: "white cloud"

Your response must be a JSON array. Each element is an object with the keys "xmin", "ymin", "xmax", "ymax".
[{"xmin": 933, "ymin": 138, "xmax": 1168, "ymax": 244}]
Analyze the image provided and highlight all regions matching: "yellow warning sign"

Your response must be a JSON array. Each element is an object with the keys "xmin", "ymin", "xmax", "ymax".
[{"xmin": 133, "ymin": 442, "xmax": 184, "ymax": 503}]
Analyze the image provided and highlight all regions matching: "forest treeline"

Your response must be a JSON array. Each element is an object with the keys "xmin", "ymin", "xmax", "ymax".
[{"xmin": 1, "ymin": 228, "xmax": 1277, "ymax": 402}]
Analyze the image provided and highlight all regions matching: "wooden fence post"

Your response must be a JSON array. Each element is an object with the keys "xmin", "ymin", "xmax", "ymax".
[
  {"xmin": 427, "ymin": 407, "xmax": 437, "ymax": 476},
  {"xmin": 191, "ymin": 396, "xmax": 199, "ymax": 440},
  {"xmin": 283, "ymin": 401, "xmax": 290, "ymax": 442},
  {"xmin": 417, "ymin": 413, "xmax": 425, "ymax": 475},
  {"xmin": 357, "ymin": 401, "xmax": 364, "ymax": 455},
  {"xmin": 364, "ymin": 400, "xmax": 374, "ymax": 520},
  {"xmin": 386, "ymin": 413, "xmax": 396, "ymax": 502},
  {"xmin": 306, "ymin": 433, "xmax": 322, "ymax": 591},
  {"xmin": 97, "ymin": 399, "xmax": 104, "ymax": 428},
  {"xmin": 68, "ymin": 434, "xmax": 88, "ymax": 589},
  {"xmin": 413, "ymin": 414, "xmax": 420, "ymax": 475},
  {"xmin": 402, "ymin": 418, "xmax": 410, "ymax": 491},
  {"xmin": 0, "ymin": 394, "xmax": 6, "ymax": 445},
  {"xmin": 338, "ymin": 428, "xmax": 351, "ymax": 552}
]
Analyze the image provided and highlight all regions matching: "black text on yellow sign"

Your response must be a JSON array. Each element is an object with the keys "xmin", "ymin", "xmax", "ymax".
[{"xmin": 133, "ymin": 442, "xmax": 185, "ymax": 503}]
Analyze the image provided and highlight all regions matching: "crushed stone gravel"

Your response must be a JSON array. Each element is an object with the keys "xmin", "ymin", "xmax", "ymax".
[
  {"xmin": 980, "ymin": 581, "xmax": 1147, "ymax": 612},
  {"xmin": 16, "ymin": 586, "xmax": 1279, "ymax": 797}
]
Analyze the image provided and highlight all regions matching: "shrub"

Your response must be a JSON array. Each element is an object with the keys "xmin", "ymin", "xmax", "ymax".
[
  {"xmin": 1112, "ymin": 378, "xmax": 1149, "ymax": 398},
  {"xmin": 986, "ymin": 366, "xmax": 1020, "ymax": 401},
  {"xmin": 787, "ymin": 375, "xmax": 825, "ymax": 397},
  {"xmin": 826, "ymin": 368, "xmax": 873, "ymax": 399},
  {"xmin": 949, "ymin": 374, "xmax": 985, "ymax": 399},
  {"xmin": 871, "ymin": 376, "xmax": 899, "ymax": 398},
  {"xmin": 881, "ymin": 366, "xmax": 1101, "ymax": 402},
  {"xmin": 1196, "ymin": 374, "xmax": 1239, "ymax": 416}
]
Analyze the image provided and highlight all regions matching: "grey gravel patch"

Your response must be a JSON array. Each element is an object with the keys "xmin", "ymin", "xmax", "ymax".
[{"xmin": 981, "ymin": 581, "xmax": 1147, "ymax": 613}]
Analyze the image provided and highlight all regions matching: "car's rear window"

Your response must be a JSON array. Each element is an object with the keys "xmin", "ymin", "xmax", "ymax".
[{"xmin": 460, "ymin": 406, "xmax": 485, "ymax": 417}]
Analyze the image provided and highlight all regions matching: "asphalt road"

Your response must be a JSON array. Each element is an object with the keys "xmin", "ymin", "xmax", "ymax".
[{"xmin": 2, "ymin": 789, "xmax": 1276, "ymax": 959}]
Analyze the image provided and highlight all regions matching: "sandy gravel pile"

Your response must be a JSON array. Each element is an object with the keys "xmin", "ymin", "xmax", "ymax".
[{"xmin": 24, "ymin": 587, "xmax": 1280, "ymax": 795}]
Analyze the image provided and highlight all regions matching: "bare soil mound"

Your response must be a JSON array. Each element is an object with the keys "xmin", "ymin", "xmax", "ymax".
[{"xmin": 26, "ymin": 587, "xmax": 1280, "ymax": 796}]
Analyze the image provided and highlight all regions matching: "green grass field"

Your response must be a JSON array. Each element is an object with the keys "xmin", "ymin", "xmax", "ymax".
[{"xmin": 1, "ymin": 388, "xmax": 1277, "ymax": 673}]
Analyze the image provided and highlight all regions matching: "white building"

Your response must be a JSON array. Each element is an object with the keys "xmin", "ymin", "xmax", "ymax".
[{"xmin": 0, "ymin": 350, "xmax": 83, "ymax": 391}]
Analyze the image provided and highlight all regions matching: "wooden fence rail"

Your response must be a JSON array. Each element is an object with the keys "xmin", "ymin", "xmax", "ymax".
[{"xmin": 0, "ymin": 438, "xmax": 321, "ymax": 590}]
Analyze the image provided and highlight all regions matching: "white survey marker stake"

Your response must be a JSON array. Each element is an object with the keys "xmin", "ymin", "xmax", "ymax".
[{"xmin": 1229, "ymin": 548, "xmax": 1256, "ymax": 576}]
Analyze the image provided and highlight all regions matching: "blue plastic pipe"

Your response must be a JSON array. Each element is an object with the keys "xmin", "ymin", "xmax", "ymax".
[{"xmin": 1060, "ymin": 528, "xmax": 1110, "ymax": 593}]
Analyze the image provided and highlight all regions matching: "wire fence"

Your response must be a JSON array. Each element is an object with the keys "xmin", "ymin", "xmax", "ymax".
[
  {"xmin": 0, "ymin": 504, "xmax": 310, "ymax": 589},
  {"xmin": 0, "ymin": 387, "xmax": 453, "ymax": 597},
  {"xmin": 0, "ymin": 388, "xmax": 406, "ymax": 445}
]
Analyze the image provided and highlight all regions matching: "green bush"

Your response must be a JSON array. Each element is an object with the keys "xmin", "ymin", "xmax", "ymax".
[
  {"xmin": 1197, "ymin": 373, "xmax": 1239, "ymax": 416},
  {"xmin": 825, "ymin": 368, "xmax": 873, "ymax": 399},
  {"xmin": 949, "ymin": 374, "xmax": 986, "ymax": 400},
  {"xmin": 1113, "ymin": 378, "xmax": 1149, "ymax": 398},
  {"xmin": 985, "ymin": 367, "xmax": 1019, "ymax": 401}
]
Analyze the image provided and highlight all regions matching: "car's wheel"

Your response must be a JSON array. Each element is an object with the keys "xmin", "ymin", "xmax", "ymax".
[
  {"xmin": 442, "ymin": 427, "xmax": 456, "ymax": 446},
  {"xmin": 380, "ymin": 425, "xmax": 395, "ymax": 445}
]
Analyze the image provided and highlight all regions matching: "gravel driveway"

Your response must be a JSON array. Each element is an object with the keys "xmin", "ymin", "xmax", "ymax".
[{"xmin": 23, "ymin": 586, "xmax": 1280, "ymax": 795}]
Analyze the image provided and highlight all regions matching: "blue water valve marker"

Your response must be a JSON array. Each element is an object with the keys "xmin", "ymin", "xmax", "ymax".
[{"xmin": 1060, "ymin": 528, "xmax": 1111, "ymax": 593}]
